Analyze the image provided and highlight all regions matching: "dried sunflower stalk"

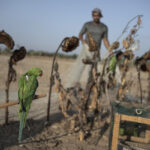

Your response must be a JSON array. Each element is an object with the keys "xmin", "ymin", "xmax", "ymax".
[{"xmin": 122, "ymin": 16, "xmax": 142, "ymax": 50}]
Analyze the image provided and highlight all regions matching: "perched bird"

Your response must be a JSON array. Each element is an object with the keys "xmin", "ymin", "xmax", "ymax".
[
  {"xmin": 109, "ymin": 55, "xmax": 117, "ymax": 71},
  {"xmin": 18, "ymin": 68, "xmax": 43, "ymax": 143}
]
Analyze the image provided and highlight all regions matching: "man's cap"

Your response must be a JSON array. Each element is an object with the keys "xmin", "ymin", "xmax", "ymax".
[{"xmin": 92, "ymin": 8, "xmax": 103, "ymax": 17}]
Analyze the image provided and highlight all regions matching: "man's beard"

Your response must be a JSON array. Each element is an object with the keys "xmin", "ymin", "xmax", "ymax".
[{"xmin": 94, "ymin": 19, "xmax": 100, "ymax": 23}]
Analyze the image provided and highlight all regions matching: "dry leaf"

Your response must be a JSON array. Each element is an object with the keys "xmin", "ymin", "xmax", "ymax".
[
  {"xmin": 122, "ymin": 39, "xmax": 129, "ymax": 49},
  {"xmin": 109, "ymin": 41, "xmax": 120, "ymax": 51},
  {"xmin": 137, "ymin": 16, "xmax": 142, "ymax": 25},
  {"xmin": 87, "ymin": 32, "xmax": 99, "ymax": 51},
  {"xmin": 79, "ymin": 131, "xmax": 84, "ymax": 141},
  {"xmin": 0, "ymin": 30, "xmax": 14, "ymax": 49},
  {"xmin": 130, "ymin": 29, "xmax": 137, "ymax": 35},
  {"xmin": 129, "ymin": 36, "xmax": 134, "ymax": 44}
]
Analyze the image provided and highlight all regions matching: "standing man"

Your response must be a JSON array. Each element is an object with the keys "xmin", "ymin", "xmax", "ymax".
[
  {"xmin": 66, "ymin": 8, "xmax": 111, "ymax": 88},
  {"xmin": 79, "ymin": 8, "xmax": 111, "ymax": 55}
]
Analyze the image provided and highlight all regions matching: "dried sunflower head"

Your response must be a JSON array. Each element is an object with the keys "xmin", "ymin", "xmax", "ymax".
[
  {"xmin": 62, "ymin": 36, "xmax": 79, "ymax": 52},
  {"xmin": 130, "ymin": 29, "xmax": 137, "ymax": 35},
  {"xmin": 0, "ymin": 30, "xmax": 14, "ymax": 49},
  {"xmin": 140, "ymin": 63, "xmax": 150, "ymax": 72},
  {"xmin": 109, "ymin": 41, "xmax": 120, "ymax": 51},
  {"xmin": 10, "ymin": 46, "xmax": 26, "ymax": 64},
  {"xmin": 123, "ymin": 50, "xmax": 134, "ymax": 60},
  {"xmin": 135, "ymin": 50, "xmax": 150, "ymax": 65},
  {"xmin": 87, "ymin": 32, "xmax": 98, "ymax": 51},
  {"xmin": 116, "ymin": 50, "xmax": 123, "ymax": 60},
  {"xmin": 135, "ymin": 58, "xmax": 150, "ymax": 72},
  {"xmin": 143, "ymin": 50, "xmax": 150, "ymax": 60}
]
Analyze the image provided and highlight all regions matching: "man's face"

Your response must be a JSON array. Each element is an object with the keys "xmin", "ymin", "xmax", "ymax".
[{"xmin": 92, "ymin": 12, "xmax": 101, "ymax": 23}]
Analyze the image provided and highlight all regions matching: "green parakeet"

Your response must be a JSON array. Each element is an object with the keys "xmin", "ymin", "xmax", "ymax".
[
  {"xmin": 109, "ymin": 55, "xmax": 117, "ymax": 71},
  {"xmin": 18, "ymin": 68, "xmax": 43, "ymax": 143}
]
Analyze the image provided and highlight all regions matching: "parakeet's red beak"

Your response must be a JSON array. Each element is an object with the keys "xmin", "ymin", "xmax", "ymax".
[{"xmin": 40, "ymin": 73, "xmax": 43, "ymax": 77}]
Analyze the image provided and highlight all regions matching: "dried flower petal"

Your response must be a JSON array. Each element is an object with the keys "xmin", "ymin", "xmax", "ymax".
[
  {"xmin": 137, "ymin": 16, "xmax": 142, "ymax": 25},
  {"xmin": 87, "ymin": 33, "xmax": 99, "ymax": 51},
  {"xmin": 122, "ymin": 39, "xmax": 129, "ymax": 49}
]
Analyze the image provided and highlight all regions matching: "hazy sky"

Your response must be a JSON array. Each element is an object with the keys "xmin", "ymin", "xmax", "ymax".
[{"xmin": 0, "ymin": 0, "xmax": 150, "ymax": 56}]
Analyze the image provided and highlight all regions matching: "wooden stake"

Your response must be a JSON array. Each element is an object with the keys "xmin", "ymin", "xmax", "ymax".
[
  {"xmin": 111, "ymin": 114, "xmax": 121, "ymax": 150},
  {"xmin": 0, "ymin": 94, "xmax": 46, "ymax": 109}
]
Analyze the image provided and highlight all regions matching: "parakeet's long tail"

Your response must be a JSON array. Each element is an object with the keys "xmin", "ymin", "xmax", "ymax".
[{"xmin": 18, "ymin": 112, "xmax": 26, "ymax": 143}]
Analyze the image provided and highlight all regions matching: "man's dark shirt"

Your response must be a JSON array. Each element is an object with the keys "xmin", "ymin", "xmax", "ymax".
[{"xmin": 79, "ymin": 21, "xmax": 108, "ymax": 49}]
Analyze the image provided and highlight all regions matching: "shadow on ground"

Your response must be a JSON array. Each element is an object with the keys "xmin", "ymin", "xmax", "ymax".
[{"xmin": 0, "ymin": 112, "xmax": 65, "ymax": 150}]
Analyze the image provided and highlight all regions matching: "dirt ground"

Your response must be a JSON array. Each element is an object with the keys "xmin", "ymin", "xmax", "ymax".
[
  {"xmin": 0, "ymin": 55, "xmax": 111, "ymax": 150},
  {"xmin": 0, "ymin": 54, "xmax": 150, "ymax": 150}
]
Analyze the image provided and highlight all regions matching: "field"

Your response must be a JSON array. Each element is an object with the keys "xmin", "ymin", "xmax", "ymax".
[
  {"xmin": 0, "ymin": 54, "xmax": 112, "ymax": 150},
  {"xmin": 0, "ymin": 54, "xmax": 149, "ymax": 150}
]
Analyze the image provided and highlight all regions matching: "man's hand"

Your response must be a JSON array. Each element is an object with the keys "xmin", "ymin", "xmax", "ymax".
[
  {"xmin": 104, "ymin": 37, "xmax": 113, "ymax": 55},
  {"xmin": 103, "ymin": 37, "xmax": 110, "ymax": 48},
  {"xmin": 108, "ymin": 48, "xmax": 113, "ymax": 56},
  {"xmin": 108, "ymin": 41, "xmax": 120, "ymax": 55},
  {"xmin": 104, "ymin": 37, "xmax": 120, "ymax": 55}
]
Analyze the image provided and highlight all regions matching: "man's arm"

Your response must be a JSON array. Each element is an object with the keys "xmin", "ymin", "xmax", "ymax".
[
  {"xmin": 103, "ymin": 25, "xmax": 112, "ymax": 54},
  {"xmin": 103, "ymin": 37, "xmax": 111, "ymax": 53},
  {"xmin": 79, "ymin": 34, "xmax": 86, "ymax": 44},
  {"xmin": 79, "ymin": 23, "xmax": 87, "ymax": 44}
]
